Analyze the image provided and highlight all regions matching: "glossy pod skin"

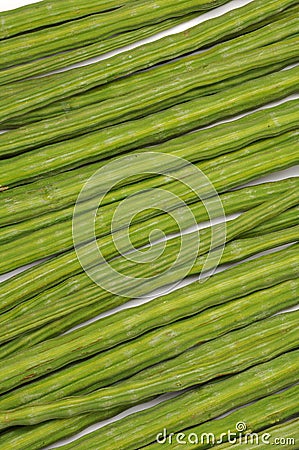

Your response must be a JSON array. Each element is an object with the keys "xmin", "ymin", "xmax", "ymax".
[
  {"xmin": 0, "ymin": 191, "xmax": 298, "ymax": 343},
  {"xmin": 37, "ymin": 353, "xmax": 299, "ymax": 450},
  {"xmin": 1, "ymin": 225, "xmax": 298, "ymax": 359},
  {"xmin": 1, "ymin": 67, "xmax": 298, "ymax": 188},
  {"xmin": 5, "ymin": 5, "xmax": 297, "ymax": 126},
  {"xmin": 145, "ymin": 385, "xmax": 299, "ymax": 449},
  {"xmin": 0, "ymin": 243, "xmax": 298, "ymax": 394},
  {"xmin": 1, "ymin": 131, "xmax": 298, "ymax": 274},
  {"xmin": 0, "ymin": 0, "xmax": 296, "ymax": 121},
  {"xmin": 1, "ymin": 278, "xmax": 297, "ymax": 410},
  {"xmin": 1, "ymin": 100, "xmax": 297, "ymax": 227},
  {"xmin": 1, "ymin": 23, "xmax": 298, "ymax": 155},
  {"xmin": 0, "ymin": 0, "xmax": 128, "ymax": 38},
  {"xmin": 0, "ymin": 311, "xmax": 297, "ymax": 429}
]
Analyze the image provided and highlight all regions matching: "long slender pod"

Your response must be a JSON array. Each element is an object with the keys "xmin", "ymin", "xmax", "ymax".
[
  {"xmin": 0, "ymin": 14, "xmax": 201, "ymax": 87},
  {"xmin": 242, "ymin": 205, "xmax": 299, "ymax": 237},
  {"xmin": 1, "ymin": 100, "xmax": 297, "ymax": 225},
  {"xmin": 145, "ymin": 385, "xmax": 299, "ymax": 449},
  {"xmin": 5, "ymin": 5, "xmax": 297, "ymax": 125},
  {"xmin": 1, "ymin": 0, "xmax": 296, "ymax": 120},
  {"xmin": 0, "ymin": 178, "xmax": 296, "ymax": 320},
  {"xmin": 0, "ymin": 311, "xmax": 297, "ymax": 428},
  {"xmin": 1, "ymin": 67, "xmax": 298, "ymax": 188},
  {"xmin": 0, "ymin": 0, "xmax": 233, "ymax": 69},
  {"xmin": 1, "ymin": 354, "xmax": 297, "ymax": 450},
  {"xmin": 0, "ymin": 0, "xmax": 128, "ymax": 38},
  {"xmin": 1, "ymin": 30, "xmax": 298, "ymax": 155},
  {"xmin": 0, "ymin": 243, "xmax": 298, "ymax": 394},
  {"xmin": 1, "ymin": 225, "xmax": 298, "ymax": 359},
  {"xmin": 8, "ymin": 352, "xmax": 298, "ymax": 450},
  {"xmin": 1, "ymin": 131, "xmax": 297, "ymax": 273},
  {"xmin": 0, "ymin": 191, "xmax": 298, "ymax": 341},
  {"xmin": 1, "ymin": 278, "xmax": 297, "ymax": 409},
  {"xmin": 0, "ymin": 174, "xmax": 297, "ymax": 248},
  {"xmin": 212, "ymin": 419, "xmax": 299, "ymax": 449}
]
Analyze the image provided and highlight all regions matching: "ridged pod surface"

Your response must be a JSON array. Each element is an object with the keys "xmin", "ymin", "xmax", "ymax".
[
  {"xmin": 5, "ymin": 5, "xmax": 296, "ymax": 125},
  {"xmin": 0, "ymin": 0, "xmax": 296, "ymax": 120},
  {"xmin": 41, "ymin": 352, "xmax": 299, "ymax": 450},
  {"xmin": 0, "ymin": 0, "xmax": 128, "ymax": 38},
  {"xmin": 1, "ymin": 354, "xmax": 297, "ymax": 450},
  {"xmin": 0, "ymin": 311, "xmax": 298, "ymax": 428},
  {"xmin": 1, "ymin": 131, "xmax": 298, "ymax": 273},
  {"xmin": 0, "ymin": 279, "xmax": 297, "ymax": 409},
  {"xmin": 1, "ymin": 226, "xmax": 298, "ymax": 359},
  {"xmin": 145, "ymin": 385, "xmax": 299, "ymax": 449},
  {"xmin": 0, "ymin": 15, "xmax": 197, "ymax": 86},
  {"xmin": 0, "ymin": 243, "xmax": 298, "ymax": 394},
  {"xmin": 0, "ymin": 190, "xmax": 298, "ymax": 341},
  {"xmin": 1, "ymin": 67, "xmax": 298, "ymax": 187},
  {"xmin": 212, "ymin": 419, "xmax": 299, "ymax": 449},
  {"xmin": 0, "ymin": 0, "xmax": 234, "ymax": 68},
  {"xmin": 1, "ymin": 100, "xmax": 297, "ymax": 227},
  {"xmin": 1, "ymin": 23, "xmax": 298, "ymax": 155}
]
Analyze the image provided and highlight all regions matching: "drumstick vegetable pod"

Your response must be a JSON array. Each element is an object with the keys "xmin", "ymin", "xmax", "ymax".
[
  {"xmin": 0, "ymin": 131, "xmax": 298, "ymax": 274},
  {"xmin": 5, "ymin": 5, "xmax": 297, "ymax": 125},
  {"xmin": 1, "ymin": 23, "xmax": 298, "ymax": 154},
  {"xmin": 1, "ymin": 225, "xmax": 298, "ymax": 358},
  {"xmin": 0, "ymin": 311, "xmax": 297, "ymax": 428},
  {"xmin": 212, "ymin": 419, "xmax": 299, "ymax": 450},
  {"xmin": 1, "ymin": 67, "xmax": 298, "ymax": 187},
  {"xmin": 30, "ymin": 352, "xmax": 299, "ymax": 450},
  {"xmin": 0, "ymin": 189, "xmax": 298, "ymax": 342},
  {"xmin": 1, "ymin": 0, "xmax": 296, "ymax": 120},
  {"xmin": 0, "ymin": 243, "xmax": 298, "ymax": 394},
  {"xmin": 1, "ymin": 99, "xmax": 297, "ymax": 226},
  {"xmin": 145, "ymin": 384, "xmax": 299, "ymax": 449},
  {"xmin": 0, "ymin": 353, "xmax": 297, "ymax": 450},
  {"xmin": 0, "ymin": 14, "xmax": 199, "ymax": 87},
  {"xmin": 0, "ymin": 0, "xmax": 127, "ymax": 38},
  {"xmin": 0, "ymin": 0, "xmax": 234, "ymax": 68},
  {"xmin": 1, "ymin": 278, "xmax": 297, "ymax": 409}
]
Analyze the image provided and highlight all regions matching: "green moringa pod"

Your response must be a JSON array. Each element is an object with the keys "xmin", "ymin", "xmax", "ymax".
[
  {"xmin": 0, "ymin": 311, "xmax": 297, "ymax": 428},
  {"xmin": 1, "ymin": 225, "xmax": 298, "ymax": 359},
  {"xmin": 145, "ymin": 384, "xmax": 299, "ymax": 449},
  {"xmin": 1, "ymin": 27, "xmax": 298, "ymax": 155},
  {"xmin": 1, "ymin": 68, "xmax": 298, "ymax": 188},
  {"xmin": 34, "ymin": 352, "xmax": 299, "ymax": 450},
  {"xmin": 5, "ymin": 5, "xmax": 297, "ymax": 125},
  {"xmin": 0, "ymin": 243, "xmax": 298, "ymax": 394},
  {"xmin": 0, "ymin": 278, "xmax": 297, "ymax": 410},
  {"xmin": 0, "ymin": 0, "xmax": 296, "ymax": 119},
  {"xmin": 2, "ymin": 356, "xmax": 297, "ymax": 450},
  {"xmin": 1, "ymin": 131, "xmax": 298, "ymax": 273},
  {"xmin": 1, "ymin": 100, "xmax": 297, "ymax": 225},
  {"xmin": 0, "ymin": 0, "xmax": 233, "ymax": 69},
  {"xmin": 0, "ymin": 0, "xmax": 128, "ymax": 38},
  {"xmin": 211, "ymin": 419, "xmax": 299, "ymax": 449},
  {"xmin": 0, "ymin": 191, "xmax": 298, "ymax": 342}
]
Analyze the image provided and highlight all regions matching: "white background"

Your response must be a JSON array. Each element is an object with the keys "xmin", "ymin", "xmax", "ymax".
[{"xmin": 0, "ymin": 0, "xmax": 298, "ymax": 448}]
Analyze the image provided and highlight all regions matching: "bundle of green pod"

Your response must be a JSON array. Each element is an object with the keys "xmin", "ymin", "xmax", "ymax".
[{"xmin": 0, "ymin": 0, "xmax": 298, "ymax": 448}]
